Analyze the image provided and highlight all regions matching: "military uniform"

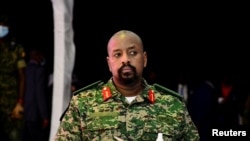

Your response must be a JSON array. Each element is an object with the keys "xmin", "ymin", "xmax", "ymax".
[
  {"xmin": 55, "ymin": 78, "xmax": 200, "ymax": 141},
  {"xmin": 0, "ymin": 40, "xmax": 26, "ymax": 140}
]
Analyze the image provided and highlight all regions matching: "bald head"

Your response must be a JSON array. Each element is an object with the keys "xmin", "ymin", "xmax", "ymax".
[{"xmin": 107, "ymin": 30, "xmax": 143, "ymax": 55}]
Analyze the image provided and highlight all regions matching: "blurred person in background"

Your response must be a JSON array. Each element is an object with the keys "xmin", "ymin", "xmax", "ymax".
[
  {"xmin": 0, "ymin": 13, "xmax": 26, "ymax": 141},
  {"xmin": 214, "ymin": 73, "xmax": 240, "ymax": 129},
  {"xmin": 187, "ymin": 72, "xmax": 217, "ymax": 141},
  {"xmin": 22, "ymin": 48, "xmax": 49, "ymax": 141}
]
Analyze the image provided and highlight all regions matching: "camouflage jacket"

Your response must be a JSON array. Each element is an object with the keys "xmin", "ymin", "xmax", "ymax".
[
  {"xmin": 0, "ymin": 40, "xmax": 26, "ymax": 110},
  {"xmin": 55, "ymin": 78, "xmax": 200, "ymax": 141}
]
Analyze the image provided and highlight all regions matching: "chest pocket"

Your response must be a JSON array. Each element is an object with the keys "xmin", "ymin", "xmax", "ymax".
[
  {"xmin": 142, "ymin": 115, "xmax": 177, "ymax": 141},
  {"xmin": 85, "ymin": 112, "xmax": 119, "ymax": 140}
]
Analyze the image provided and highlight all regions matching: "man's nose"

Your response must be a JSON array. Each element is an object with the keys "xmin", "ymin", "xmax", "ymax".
[{"xmin": 121, "ymin": 54, "xmax": 130, "ymax": 63}]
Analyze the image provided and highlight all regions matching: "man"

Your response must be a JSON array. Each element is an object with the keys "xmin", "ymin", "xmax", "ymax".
[
  {"xmin": 22, "ymin": 48, "xmax": 49, "ymax": 141},
  {"xmin": 55, "ymin": 30, "xmax": 200, "ymax": 140},
  {"xmin": 0, "ymin": 14, "xmax": 26, "ymax": 141}
]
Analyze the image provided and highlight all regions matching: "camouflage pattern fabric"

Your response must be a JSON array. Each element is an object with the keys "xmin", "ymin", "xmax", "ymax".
[
  {"xmin": 55, "ymin": 78, "xmax": 200, "ymax": 141},
  {"xmin": 0, "ymin": 41, "xmax": 26, "ymax": 141}
]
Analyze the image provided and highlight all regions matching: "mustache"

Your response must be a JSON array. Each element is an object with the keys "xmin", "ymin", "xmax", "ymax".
[{"xmin": 118, "ymin": 63, "xmax": 136, "ymax": 73}]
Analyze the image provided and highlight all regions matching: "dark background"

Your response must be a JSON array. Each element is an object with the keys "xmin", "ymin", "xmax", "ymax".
[{"xmin": 1, "ymin": 0, "xmax": 249, "ymax": 87}]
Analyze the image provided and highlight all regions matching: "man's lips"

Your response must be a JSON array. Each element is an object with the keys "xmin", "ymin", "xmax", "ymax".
[{"xmin": 121, "ymin": 66, "xmax": 133, "ymax": 73}]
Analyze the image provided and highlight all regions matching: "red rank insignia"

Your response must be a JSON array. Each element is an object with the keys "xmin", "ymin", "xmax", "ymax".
[
  {"xmin": 148, "ymin": 89, "xmax": 155, "ymax": 103},
  {"xmin": 102, "ymin": 86, "xmax": 112, "ymax": 101}
]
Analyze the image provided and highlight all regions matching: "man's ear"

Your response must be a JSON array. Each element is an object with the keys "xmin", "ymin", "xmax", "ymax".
[{"xmin": 106, "ymin": 56, "xmax": 111, "ymax": 71}]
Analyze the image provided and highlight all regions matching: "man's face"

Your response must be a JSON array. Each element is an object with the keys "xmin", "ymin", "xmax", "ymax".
[{"xmin": 107, "ymin": 34, "xmax": 147, "ymax": 84}]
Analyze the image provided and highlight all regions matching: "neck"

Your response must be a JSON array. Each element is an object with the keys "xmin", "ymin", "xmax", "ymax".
[{"xmin": 113, "ymin": 78, "xmax": 144, "ymax": 97}]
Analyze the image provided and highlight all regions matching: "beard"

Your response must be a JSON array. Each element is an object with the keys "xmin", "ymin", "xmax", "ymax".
[{"xmin": 117, "ymin": 63, "xmax": 138, "ymax": 85}]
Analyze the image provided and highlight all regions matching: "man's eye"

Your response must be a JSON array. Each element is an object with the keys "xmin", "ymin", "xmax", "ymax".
[
  {"xmin": 114, "ymin": 53, "xmax": 121, "ymax": 57},
  {"xmin": 130, "ymin": 51, "xmax": 137, "ymax": 56}
]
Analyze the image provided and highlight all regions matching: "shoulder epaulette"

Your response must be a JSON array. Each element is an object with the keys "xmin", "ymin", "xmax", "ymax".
[
  {"xmin": 73, "ymin": 80, "xmax": 104, "ymax": 96},
  {"xmin": 153, "ymin": 83, "xmax": 183, "ymax": 100}
]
